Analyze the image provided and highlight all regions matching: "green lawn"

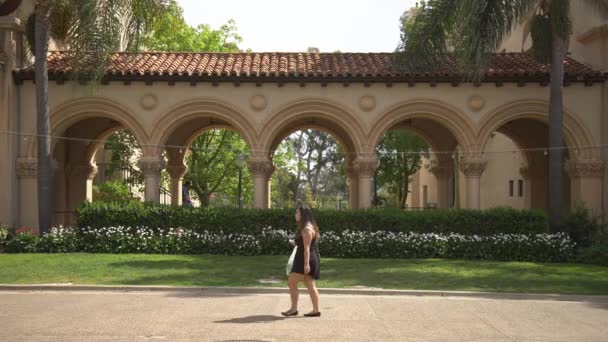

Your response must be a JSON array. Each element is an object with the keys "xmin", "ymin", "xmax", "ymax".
[{"xmin": 1, "ymin": 254, "xmax": 607, "ymax": 295}]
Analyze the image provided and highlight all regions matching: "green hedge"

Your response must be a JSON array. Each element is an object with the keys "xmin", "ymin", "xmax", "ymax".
[
  {"xmin": 4, "ymin": 226, "xmax": 575, "ymax": 263},
  {"xmin": 76, "ymin": 202, "xmax": 548, "ymax": 235}
]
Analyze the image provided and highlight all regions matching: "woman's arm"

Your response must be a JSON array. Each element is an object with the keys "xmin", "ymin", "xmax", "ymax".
[{"xmin": 302, "ymin": 225, "xmax": 314, "ymax": 274}]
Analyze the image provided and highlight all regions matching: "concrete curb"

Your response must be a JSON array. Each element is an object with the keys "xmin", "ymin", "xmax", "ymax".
[{"xmin": 1, "ymin": 284, "xmax": 607, "ymax": 302}]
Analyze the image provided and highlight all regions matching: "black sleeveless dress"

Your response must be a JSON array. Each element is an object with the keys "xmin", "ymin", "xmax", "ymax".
[{"xmin": 290, "ymin": 233, "xmax": 320, "ymax": 280}]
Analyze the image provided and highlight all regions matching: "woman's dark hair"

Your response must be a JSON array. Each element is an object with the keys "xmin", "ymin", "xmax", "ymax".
[{"xmin": 297, "ymin": 206, "xmax": 320, "ymax": 238}]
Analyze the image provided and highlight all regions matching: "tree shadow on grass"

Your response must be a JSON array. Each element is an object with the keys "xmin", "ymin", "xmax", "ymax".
[{"xmin": 106, "ymin": 256, "xmax": 608, "ymax": 305}]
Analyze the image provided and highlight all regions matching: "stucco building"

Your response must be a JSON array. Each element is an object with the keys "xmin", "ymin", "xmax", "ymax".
[{"xmin": 0, "ymin": 3, "xmax": 606, "ymax": 228}]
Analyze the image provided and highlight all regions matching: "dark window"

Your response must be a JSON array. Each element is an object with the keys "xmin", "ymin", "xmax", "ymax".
[
  {"xmin": 509, "ymin": 180, "xmax": 514, "ymax": 197},
  {"xmin": 518, "ymin": 179, "xmax": 524, "ymax": 197}
]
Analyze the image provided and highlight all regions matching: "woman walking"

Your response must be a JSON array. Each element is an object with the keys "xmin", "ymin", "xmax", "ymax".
[{"xmin": 281, "ymin": 206, "xmax": 321, "ymax": 317}]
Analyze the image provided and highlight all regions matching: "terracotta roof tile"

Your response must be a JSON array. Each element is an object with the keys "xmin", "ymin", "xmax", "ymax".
[{"xmin": 13, "ymin": 51, "xmax": 605, "ymax": 84}]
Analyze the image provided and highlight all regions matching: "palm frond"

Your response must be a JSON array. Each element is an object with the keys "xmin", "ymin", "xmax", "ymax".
[
  {"xmin": 455, "ymin": 0, "xmax": 540, "ymax": 80},
  {"xmin": 123, "ymin": 0, "xmax": 168, "ymax": 51},
  {"xmin": 48, "ymin": 0, "xmax": 77, "ymax": 46},
  {"xmin": 64, "ymin": 0, "xmax": 124, "ymax": 82},
  {"xmin": 394, "ymin": 0, "xmax": 460, "ymax": 71},
  {"xmin": 521, "ymin": 2, "xmax": 542, "ymax": 50},
  {"xmin": 56, "ymin": 0, "xmax": 166, "ymax": 82}
]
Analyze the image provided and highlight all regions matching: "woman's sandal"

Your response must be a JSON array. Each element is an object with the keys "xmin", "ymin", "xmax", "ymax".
[
  {"xmin": 304, "ymin": 311, "xmax": 321, "ymax": 317},
  {"xmin": 281, "ymin": 309, "xmax": 298, "ymax": 317}
]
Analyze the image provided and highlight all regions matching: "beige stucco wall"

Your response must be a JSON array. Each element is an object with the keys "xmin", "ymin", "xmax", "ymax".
[
  {"xmin": 500, "ymin": 1, "xmax": 608, "ymax": 71},
  {"xmin": 410, "ymin": 131, "xmax": 525, "ymax": 210},
  {"xmin": 0, "ymin": 1, "xmax": 606, "ymax": 227},
  {"xmin": 6, "ymin": 78, "xmax": 604, "ymax": 226},
  {"xmin": 14, "ymin": 81, "xmax": 604, "ymax": 156},
  {"xmin": 480, "ymin": 133, "xmax": 526, "ymax": 209}
]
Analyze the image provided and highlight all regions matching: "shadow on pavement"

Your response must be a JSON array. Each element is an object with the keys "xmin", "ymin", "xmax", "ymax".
[{"xmin": 214, "ymin": 315, "xmax": 289, "ymax": 324}]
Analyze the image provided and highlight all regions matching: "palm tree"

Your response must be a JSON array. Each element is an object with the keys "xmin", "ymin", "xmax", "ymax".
[
  {"xmin": 30, "ymin": 0, "xmax": 166, "ymax": 235},
  {"xmin": 396, "ymin": 0, "xmax": 608, "ymax": 231}
]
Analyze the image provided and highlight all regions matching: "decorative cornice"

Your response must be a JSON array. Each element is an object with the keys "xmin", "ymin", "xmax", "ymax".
[
  {"xmin": 459, "ymin": 158, "xmax": 487, "ymax": 177},
  {"xmin": 565, "ymin": 160, "xmax": 604, "ymax": 178}
]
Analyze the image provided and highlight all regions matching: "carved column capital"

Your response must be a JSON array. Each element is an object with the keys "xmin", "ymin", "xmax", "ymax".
[
  {"xmin": 519, "ymin": 165, "xmax": 530, "ymax": 179},
  {"xmin": 166, "ymin": 164, "xmax": 187, "ymax": 179},
  {"xmin": 15, "ymin": 158, "xmax": 37, "ymax": 178},
  {"xmin": 565, "ymin": 159, "xmax": 604, "ymax": 179},
  {"xmin": 68, "ymin": 164, "xmax": 98, "ymax": 180},
  {"xmin": 247, "ymin": 160, "xmax": 275, "ymax": 178},
  {"xmin": 138, "ymin": 158, "xmax": 165, "ymax": 177},
  {"xmin": 345, "ymin": 165, "xmax": 357, "ymax": 178},
  {"xmin": 353, "ymin": 156, "xmax": 379, "ymax": 178},
  {"xmin": 459, "ymin": 158, "xmax": 487, "ymax": 177}
]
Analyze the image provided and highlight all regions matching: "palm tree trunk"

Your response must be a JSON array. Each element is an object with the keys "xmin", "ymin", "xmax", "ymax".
[
  {"xmin": 35, "ymin": 0, "xmax": 52, "ymax": 235},
  {"xmin": 548, "ymin": 30, "xmax": 566, "ymax": 232}
]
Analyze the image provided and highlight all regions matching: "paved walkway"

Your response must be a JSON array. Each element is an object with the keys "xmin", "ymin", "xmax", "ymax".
[{"xmin": 1, "ymin": 290, "xmax": 607, "ymax": 341}]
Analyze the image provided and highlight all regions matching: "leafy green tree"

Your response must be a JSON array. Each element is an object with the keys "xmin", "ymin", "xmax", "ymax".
[
  {"xmin": 184, "ymin": 129, "xmax": 251, "ymax": 207},
  {"xmin": 104, "ymin": 129, "xmax": 143, "ymax": 187},
  {"xmin": 143, "ymin": 0, "xmax": 242, "ymax": 52},
  {"xmin": 396, "ymin": 0, "xmax": 608, "ymax": 230},
  {"xmin": 271, "ymin": 130, "xmax": 347, "ymax": 208},
  {"xmin": 377, "ymin": 130, "xmax": 429, "ymax": 209},
  {"xmin": 93, "ymin": 181, "xmax": 136, "ymax": 204},
  {"xmin": 271, "ymin": 140, "xmax": 299, "ymax": 208},
  {"xmin": 29, "ymin": 0, "xmax": 166, "ymax": 234}
]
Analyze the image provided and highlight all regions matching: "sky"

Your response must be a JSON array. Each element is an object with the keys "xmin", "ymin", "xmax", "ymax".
[{"xmin": 176, "ymin": 0, "xmax": 419, "ymax": 53}]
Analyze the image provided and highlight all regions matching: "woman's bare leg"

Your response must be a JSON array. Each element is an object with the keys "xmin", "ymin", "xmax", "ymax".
[
  {"xmin": 303, "ymin": 275, "xmax": 320, "ymax": 313},
  {"xmin": 287, "ymin": 273, "xmax": 301, "ymax": 311}
]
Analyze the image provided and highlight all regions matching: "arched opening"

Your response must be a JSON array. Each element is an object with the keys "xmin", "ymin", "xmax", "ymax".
[
  {"xmin": 479, "ymin": 119, "xmax": 572, "ymax": 213},
  {"xmin": 260, "ymin": 99, "xmax": 366, "ymax": 209},
  {"xmin": 161, "ymin": 120, "xmax": 252, "ymax": 208},
  {"xmin": 51, "ymin": 117, "xmax": 144, "ymax": 226},
  {"xmin": 477, "ymin": 100, "xmax": 598, "ymax": 214},
  {"xmin": 270, "ymin": 128, "xmax": 348, "ymax": 209},
  {"xmin": 375, "ymin": 129, "xmax": 431, "ymax": 209},
  {"xmin": 91, "ymin": 129, "xmax": 144, "ymax": 204},
  {"xmin": 370, "ymin": 100, "xmax": 476, "ymax": 209}
]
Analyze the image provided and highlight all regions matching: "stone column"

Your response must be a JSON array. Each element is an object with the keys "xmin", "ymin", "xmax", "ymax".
[
  {"xmin": 345, "ymin": 166, "xmax": 359, "ymax": 209},
  {"xmin": 16, "ymin": 158, "xmax": 38, "ymax": 228},
  {"xmin": 353, "ymin": 156, "xmax": 378, "ymax": 209},
  {"xmin": 248, "ymin": 159, "xmax": 274, "ymax": 209},
  {"xmin": 428, "ymin": 158, "xmax": 455, "ymax": 209},
  {"xmin": 1, "ymin": 17, "xmax": 24, "ymax": 228},
  {"xmin": 138, "ymin": 158, "xmax": 165, "ymax": 203},
  {"xmin": 166, "ymin": 164, "xmax": 187, "ymax": 206},
  {"xmin": 267, "ymin": 179, "xmax": 272, "ymax": 208},
  {"xmin": 67, "ymin": 163, "xmax": 98, "ymax": 206},
  {"xmin": 519, "ymin": 165, "xmax": 532, "ymax": 209},
  {"xmin": 411, "ymin": 170, "xmax": 421, "ymax": 208},
  {"xmin": 460, "ymin": 158, "xmax": 487, "ymax": 209},
  {"xmin": 565, "ymin": 159, "xmax": 604, "ymax": 214},
  {"xmin": 422, "ymin": 185, "xmax": 428, "ymax": 208}
]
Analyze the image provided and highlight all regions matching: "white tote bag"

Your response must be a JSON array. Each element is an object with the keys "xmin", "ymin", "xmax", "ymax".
[{"xmin": 286, "ymin": 246, "xmax": 297, "ymax": 276}]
